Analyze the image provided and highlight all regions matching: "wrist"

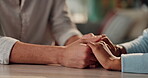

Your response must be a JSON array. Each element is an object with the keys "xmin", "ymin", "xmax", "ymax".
[
  {"xmin": 114, "ymin": 57, "xmax": 121, "ymax": 71},
  {"xmin": 109, "ymin": 57, "xmax": 121, "ymax": 71},
  {"xmin": 115, "ymin": 45, "xmax": 127, "ymax": 57},
  {"xmin": 44, "ymin": 46, "xmax": 67, "ymax": 64},
  {"xmin": 57, "ymin": 46, "xmax": 67, "ymax": 64}
]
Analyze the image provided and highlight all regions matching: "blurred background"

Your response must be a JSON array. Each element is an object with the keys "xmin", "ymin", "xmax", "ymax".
[{"xmin": 66, "ymin": 0, "xmax": 148, "ymax": 44}]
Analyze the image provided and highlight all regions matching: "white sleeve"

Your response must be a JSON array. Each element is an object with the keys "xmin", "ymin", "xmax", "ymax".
[
  {"xmin": 50, "ymin": 0, "xmax": 82, "ymax": 46},
  {"xmin": 0, "ymin": 36, "xmax": 18, "ymax": 64}
]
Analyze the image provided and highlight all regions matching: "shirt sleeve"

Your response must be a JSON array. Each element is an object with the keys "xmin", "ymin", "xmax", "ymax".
[
  {"xmin": 121, "ymin": 53, "xmax": 148, "ymax": 73},
  {"xmin": 121, "ymin": 28, "xmax": 148, "ymax": 54},
  {"xmin": 0, "ymin": 36, "xmax": 18, "ymax": 64},
  {"xmin": 120, "ymin": 28, "xmax": 148, "ymax": 73},
  {"xmin": 50, "ymin": 0, "xmax": 82, "ymax": 46}
]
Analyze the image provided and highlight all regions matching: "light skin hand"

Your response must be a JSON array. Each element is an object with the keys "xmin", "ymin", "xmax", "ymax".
[
  {"xmin": 59, "ymin": 33, "xmax": 102, "ymax": 68},
  {"xmin": 88, "ymin": 41, "xmax": 121, "ymax": 71},
  {"xmin": 10, "ymin": 33, "xmax": 101, "ymax": 69}
]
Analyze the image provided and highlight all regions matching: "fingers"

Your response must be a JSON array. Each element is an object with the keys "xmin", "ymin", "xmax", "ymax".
[
  {"xmin": 100, "ymin": 36, "xmax": 115, "ymax": 51},
  {"xmin": 101, "ymin": 37, "xmax": 113, "ymax": 47},
  {"xmin": 82, "ymin": 33, "xmax": 95, "ymax": 39},
  {"xmin": 80, "ymin": 34, "xmax": 111, "ymax": 44},
  {"xmin": 99, "ymin": 41, "xmax": 115, "ymax": 56},
  {"xmin": 80, "ymin": 33, "xmax": 102, "ymax": 44},
  {"xmin": 87, "ymin": 41, "xmax": 111, "ymax": 58},
  {"xmin": 80, "ymin": 37, "xmax": 101, "ymax": 44},
  {"xmin": 87, "ymin": 41, "xmax": 113, "ymax": 68},
  {"xmin": 87, "ymin": 42, "xmax": 96, "ymax": 50},
  {"xmin": 82, "ymin": 34, "xmax": 110, "ymax": 44}
]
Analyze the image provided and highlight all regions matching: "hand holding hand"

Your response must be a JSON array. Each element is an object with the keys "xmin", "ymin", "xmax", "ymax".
[
  {"xmin": 58, "ymin": 33, "xmax": 101, "ymax": 68},
  {"xmin": 88, "ymin": 41, "xmax": 121, "ymax": 70},
  {"xmin": 100, "ymin": 35, "xmax": 126, "ymax": 57}
]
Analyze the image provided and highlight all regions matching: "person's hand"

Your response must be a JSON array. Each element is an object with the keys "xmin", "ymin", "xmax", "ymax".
[
  {"xmin": 88, "ymin": 41, "xmax": 121, "ymax": 71},
  {"xmin": 58, "ymin": 33, "xmax": 101, "ymax": 68},
  {"xmin": 100, "ymin": 35, "xmax": 126, "ymax": 57}
]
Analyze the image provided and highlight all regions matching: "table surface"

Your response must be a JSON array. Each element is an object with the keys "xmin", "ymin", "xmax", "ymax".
[{"xmin": 0, "ymin": 64, "xmax": 147, "ymax": 78}]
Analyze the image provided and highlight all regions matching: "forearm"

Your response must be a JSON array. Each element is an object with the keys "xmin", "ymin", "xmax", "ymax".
[{"xmin": 10, "ymin": 41, "xmax": 65, "ymax": 64}]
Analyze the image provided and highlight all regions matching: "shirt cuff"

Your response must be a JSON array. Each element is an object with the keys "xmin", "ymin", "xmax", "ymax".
[
  {"xmin": 120, "ymin": 43, "xmax": 133, "ymax": 54},
  {"xmin": 58, "ymin": 29, "xmax": 82, "ymax": 46},
  {"xmin": 0, "ymin": 37, "xmax": 19, "ymax": 64},
  {"xmin": 121, "ymin": 53, "xmax": 148, "ymax": 73}
]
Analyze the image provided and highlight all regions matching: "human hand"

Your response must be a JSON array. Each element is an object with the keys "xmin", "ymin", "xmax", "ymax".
[
  {"xmin": 88, "ymin": 41, "xmax": 121, "ymax": 71},
  {"xmin": 58, "ymin": 33, "xmax": 102, "ymax": 68},
  {"xmin": 100, "ymin": 35, "xmax": 126, "ymax": 57}
]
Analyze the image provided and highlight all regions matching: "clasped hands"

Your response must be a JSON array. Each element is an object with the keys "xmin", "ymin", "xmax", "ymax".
[{"xmin": 59, "ymin": 33, "xmax": 122, "ymax": 71}]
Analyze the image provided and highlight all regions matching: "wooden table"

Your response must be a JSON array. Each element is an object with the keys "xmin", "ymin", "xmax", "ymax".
[{"xmin": 0, "ymin": 64, "xmax": 147, "ymax": 78}]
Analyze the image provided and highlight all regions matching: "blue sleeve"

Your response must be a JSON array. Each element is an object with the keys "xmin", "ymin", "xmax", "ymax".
[
  {"xmin": 121, "ymin": 53, "xmax": 148, "ymax": 73},
  {"xmin": 120, "ymin": 28, "xmax": 148, "ymax": 73},
  {"xmin": 121, "ymin": 28, "xmax": 148, "ymax": 53}
]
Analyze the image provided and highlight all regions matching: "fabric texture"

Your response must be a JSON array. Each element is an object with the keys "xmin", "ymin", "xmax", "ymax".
[
  {"xmin": 121, "ymin": 28, "xmax": 148, "ymax": 73},
  {"xmin": 0, "ymin": 0, "xmax": 82, "ymax": 64}
]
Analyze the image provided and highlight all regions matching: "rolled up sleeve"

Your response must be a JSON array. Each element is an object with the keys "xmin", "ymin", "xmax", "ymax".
[
  {"xmin": 55, "ymin": 28, "xmax": 82, "ymax": 46},
  {"xmin": 121, "ymin": 53, "xmax": 148, "ymax": 73},
  {"xmin": 50, "ymin": 0, "xmax": 82, "ymax": 46},
  {"xmin": 0, "ymin": 36, "xmax": 18, "ymax": 64}
]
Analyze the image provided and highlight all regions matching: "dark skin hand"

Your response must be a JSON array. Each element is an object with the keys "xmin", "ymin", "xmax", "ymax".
[
  {"xmin": 100, "ymin": 35, "xmax": 127, "ymax": 57},
  {"xmin": 87, "ymin": 35, "xmax": 127, "ymax": 71},
  {"xmin": 88, "ymin": 41, "xmax": 121, "ymax": 71}
]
